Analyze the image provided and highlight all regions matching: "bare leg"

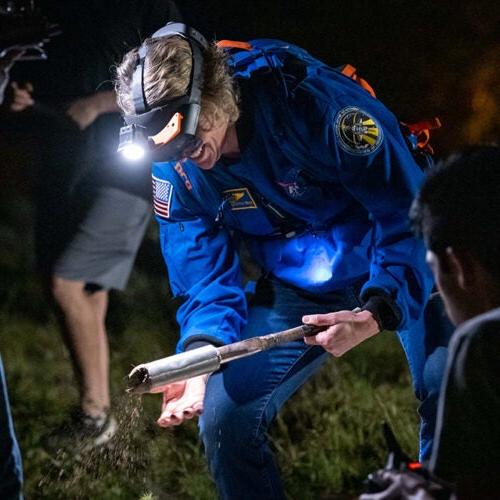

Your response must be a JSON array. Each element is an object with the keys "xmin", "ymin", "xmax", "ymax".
[
  {"xmin": 87, "ymin": 289, "xmax": 109, "ymax": 414},
  {"xmin": 51, "ymin": 276, "xmax": 110, "ymax": 417}
]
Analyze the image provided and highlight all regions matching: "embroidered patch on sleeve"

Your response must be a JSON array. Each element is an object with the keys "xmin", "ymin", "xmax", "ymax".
[
  {"xmin": 174, "ymin": 162, "xmax": 193, "ymax": 191},
  {"xmin": 335, "ymin": 106, "xmax": 384, "ymax": 155},
  {"xmin": 152, "ymin": 176, "xmax": 173, "ymax": 219}
]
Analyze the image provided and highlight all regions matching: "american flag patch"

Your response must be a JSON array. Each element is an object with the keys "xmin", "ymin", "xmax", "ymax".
[{"xmin": 152, "ymin": 176, "xmax": 173, "ymax": 219}]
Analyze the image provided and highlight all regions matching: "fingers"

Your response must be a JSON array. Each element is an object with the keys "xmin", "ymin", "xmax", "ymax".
[
  {"xmin": 304, "ymin": 310, "xmax": 379, "ymax": 357},
  {"xmin": 9, "ymin": 81, "xmax": 34, "ymax": 111},
  {"xmin": 11, "ymin": 81, "xmax": 34, "ymax": 95},
  {"xmin": 302, "ymin": 311, "xmax": 354, "ymax": 354},
  {"xmin": 303, "ymin": 328, "xmax": 332, "ymax": 346},
  {"xmin": 302, "ymin": 310, "xmax": 357, "ymax": 326},
  {"xmin": 302, "ymin": 312, "xmax": 337, "ymax": 326},
  {"xmin": 157, "ymin": 375, "xmax": 208, "ymax": 428},
  {"xmin": 158, "ymin": 401, "xmax": 204, "ymax": 428},
  {"xmin": 158, "ymin": 399, "xmax": 204, "ymax": 427},
  {"xmin": 303, "ymin": 325, "xmax": 349, "ymax": 357}
]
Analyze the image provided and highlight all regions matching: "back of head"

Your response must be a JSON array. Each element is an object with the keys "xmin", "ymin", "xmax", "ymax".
[
  {"xmin": 114, "ymin": 35, "xmax": 240, "ymax": 129},
  {"xmin": 411, "ymin": 145, "xmax": 500, "ymax": 283},
  {"xmin": 115, "ymin": 37, "xmax": 192, "ymax": 115}
]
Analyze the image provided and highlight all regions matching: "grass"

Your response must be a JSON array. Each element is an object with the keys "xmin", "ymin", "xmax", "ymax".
[{"xmin": 1, "ymin": 194, "xmax": 419, "ymax": 499}]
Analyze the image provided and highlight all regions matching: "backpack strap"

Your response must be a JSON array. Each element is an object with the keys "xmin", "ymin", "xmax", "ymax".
[
  {"xmin": 339, "ymin": 64, "xmax": 441, "ymax": 161},
  {"xmin": 401, "ymin": 117, "xmax": 442, "ymax": 154},
  {"xmin": 339, "ymin": 64, "xmax": 377, "ymax": 98},
  {"xmin": 217, "ymin": 38, "xmax": 319, "ymax": 80},
  {"xmin": 216, "ymin": 40, "xmax": 253, "ymax": 51},
  {"xmin": 217, "ymin": 40, "xmax": 442, "ymax": 168}
]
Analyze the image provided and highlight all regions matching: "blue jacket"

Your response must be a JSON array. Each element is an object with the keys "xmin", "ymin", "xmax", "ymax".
[{"xmin": 151, "ymin": 40, "xmax": 434, "ymax": 352}]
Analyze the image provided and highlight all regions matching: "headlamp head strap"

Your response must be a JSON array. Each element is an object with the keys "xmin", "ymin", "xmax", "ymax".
[
  {"xmin": 129, "ymin": 22, "xmax": 208, "ymax": 118},
  {"xmin": 131, "ymin": 45, "xmax": 149, "ymax": 114}
]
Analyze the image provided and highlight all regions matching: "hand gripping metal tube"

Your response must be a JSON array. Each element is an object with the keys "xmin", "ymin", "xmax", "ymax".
[
  {"xmin": 127, "ymin": 324, "xmax": 323, "ymax": 395},
  {"xmin": 127, "ymin": 344, "xmax": 221, "ymax": 394}
]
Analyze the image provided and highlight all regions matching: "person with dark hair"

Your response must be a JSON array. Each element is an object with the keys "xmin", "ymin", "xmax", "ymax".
[
  {"xmin": 410, "ymin": 145, "xmax": 500, "ymax": 497},
  {"xmin": 115, "ymin": 25, "xmax": 454, "ymax": 498}
]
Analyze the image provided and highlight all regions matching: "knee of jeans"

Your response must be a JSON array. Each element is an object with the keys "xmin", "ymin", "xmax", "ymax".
[
  {"xmin": 199, "ymin": 391, "xmax": 264, "ymax": 462},
  {"xmin": 423, "ymin": 346, "xmax": 448, "ymax": 397}
]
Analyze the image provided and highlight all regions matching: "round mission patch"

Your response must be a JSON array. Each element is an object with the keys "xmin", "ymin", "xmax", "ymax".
[{"xmin": 335, "ymin": 106, "xmax": 384, "ymax": 155}]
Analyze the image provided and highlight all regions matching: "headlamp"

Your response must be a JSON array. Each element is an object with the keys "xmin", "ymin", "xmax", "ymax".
[
  {"xmin": 117, "ymin": 124, "xmax": 148, "ymax": 160},
  {"xmin": 118, "ymin": 23, "xmax": 208, "ymax": 163}
]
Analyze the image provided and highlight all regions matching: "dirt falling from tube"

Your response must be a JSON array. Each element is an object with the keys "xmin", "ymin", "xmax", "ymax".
[{"xmin": 38, "ymin": 395, "xmax": 150, "ymax": 497}]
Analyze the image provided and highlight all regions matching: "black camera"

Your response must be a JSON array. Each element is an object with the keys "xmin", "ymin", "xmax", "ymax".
[{"xmin": 0, "ymin": 0, "xmax": 60, "ymax": 60}]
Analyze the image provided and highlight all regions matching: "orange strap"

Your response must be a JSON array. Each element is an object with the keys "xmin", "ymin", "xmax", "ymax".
[
  {"xmin": 341, "ymin": 64, "xmax": 377, "ymax": 98},
  {"xmin": 407, "ymin": 461, "xmax": 423, "ymax": 471},
  {"xmin": 403, "ymin": 117, "xmax": 442, "ymax": 135},
  {"xmin": 341, "ymin": 63, "xmax": 356, "ymax": 78},
  {"xmin": 216, "ymin": 40, "xmax": 252, "ymax": 50},
  {"xmin": 401, "ymin": 117, "xmax": 442, "ymax": 153}
]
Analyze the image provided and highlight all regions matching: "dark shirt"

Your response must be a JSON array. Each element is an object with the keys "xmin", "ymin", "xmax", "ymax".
[
  {"xmin": 13, "ymin": 0, "xmax": 182, "ymax": 199},
  {"xmin": 430, "ymin": 307, "xmax": 500, "ymax": 497}
]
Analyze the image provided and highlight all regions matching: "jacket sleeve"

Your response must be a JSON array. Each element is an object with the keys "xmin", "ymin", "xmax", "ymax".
[
  {"xmin": 318, "ymin": 101, "xmax": 434, "ymax": 331},
  {"xmin": 152, "ymin": 165, "xmax": 247, "ymax": 353}
]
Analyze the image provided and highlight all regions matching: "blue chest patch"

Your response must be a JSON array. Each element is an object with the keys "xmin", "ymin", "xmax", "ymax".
[{"xmin": 222, "ymin": 188, "xmax": 258, "ymax": 210}]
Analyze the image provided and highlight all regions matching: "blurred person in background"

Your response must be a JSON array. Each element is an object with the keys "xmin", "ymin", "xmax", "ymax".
[
  {"xmin": 8, "ymin": 0, "xmax": 182, "ymax": 453},
  {"xmin": 0, "ymin": 3, "xmax": 59, "ymax": 493}
]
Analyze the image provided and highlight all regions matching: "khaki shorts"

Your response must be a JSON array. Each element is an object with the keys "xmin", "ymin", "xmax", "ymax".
[{"xmin": 52, "ymin": 186, "xmax": 151, "ymax": 291}]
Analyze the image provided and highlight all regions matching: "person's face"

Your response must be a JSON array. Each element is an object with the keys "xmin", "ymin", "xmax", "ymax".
[
  {"xmin": 188, "ymin": 116, "xmax": 230, "ymax": 170},
  {"xmin": 426, "ymin": 249, "xmax": 469, "ymax": 326}
]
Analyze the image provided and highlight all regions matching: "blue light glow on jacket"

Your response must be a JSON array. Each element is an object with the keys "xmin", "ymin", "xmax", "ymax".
[{"xmin": 151, "ymin": 40, "xmax": 434, "ymax": 352}]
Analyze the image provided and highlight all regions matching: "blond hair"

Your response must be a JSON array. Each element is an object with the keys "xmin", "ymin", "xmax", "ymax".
[{"xmin": 115, "ymin": 37, "xmax": 240, "ymax": 129}]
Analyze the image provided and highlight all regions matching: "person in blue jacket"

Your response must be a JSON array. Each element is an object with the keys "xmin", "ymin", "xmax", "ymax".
[{"xmin": 115, "ymin": 24, "xmax": 453, "ymax": 498}]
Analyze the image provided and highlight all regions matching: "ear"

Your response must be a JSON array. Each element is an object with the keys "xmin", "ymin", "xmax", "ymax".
[{"xmin": 445, "ymin": 247, "xmax": 477, "ymax": 290}]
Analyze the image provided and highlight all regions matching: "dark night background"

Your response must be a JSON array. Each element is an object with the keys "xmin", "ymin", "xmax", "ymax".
[
  {"xmin": 1, "ymin": 0, "xmax": 499, "ymax": 193},
  {"xmin": 0, "ymin": 1, "xmax": 499, "ymax": 498},
  {"xmin": 189, "ymin": 0, "xmax": 500, "ymax": 151}
]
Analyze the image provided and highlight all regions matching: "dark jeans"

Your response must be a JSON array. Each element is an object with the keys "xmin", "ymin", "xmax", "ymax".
[
  {"xmin": 0, "ymin": 356, "xmax": 23, "ymax": 500},
  {"xmin": 199, "ymin": 278, "xmax": 453, "ymax": 499}
]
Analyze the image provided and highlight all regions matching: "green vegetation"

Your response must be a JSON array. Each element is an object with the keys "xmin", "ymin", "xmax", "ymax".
[{"xmin": 1, "ymin": 195, "xmax": 418, "ymax": 499}]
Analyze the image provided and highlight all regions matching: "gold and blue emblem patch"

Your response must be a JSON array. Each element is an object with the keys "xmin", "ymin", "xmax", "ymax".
[
  {"xmin": 223, "ymin": 188, "xmax": 257, "ymax": 210},
  {"xmin": 335, "ymin": 106, "xmax": 383, "ymax": 155}
]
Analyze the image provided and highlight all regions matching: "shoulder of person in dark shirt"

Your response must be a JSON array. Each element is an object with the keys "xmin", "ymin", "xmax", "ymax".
[{"xmin": 431, "ymin": 301, "xmax": 500, "ymax": 496}]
